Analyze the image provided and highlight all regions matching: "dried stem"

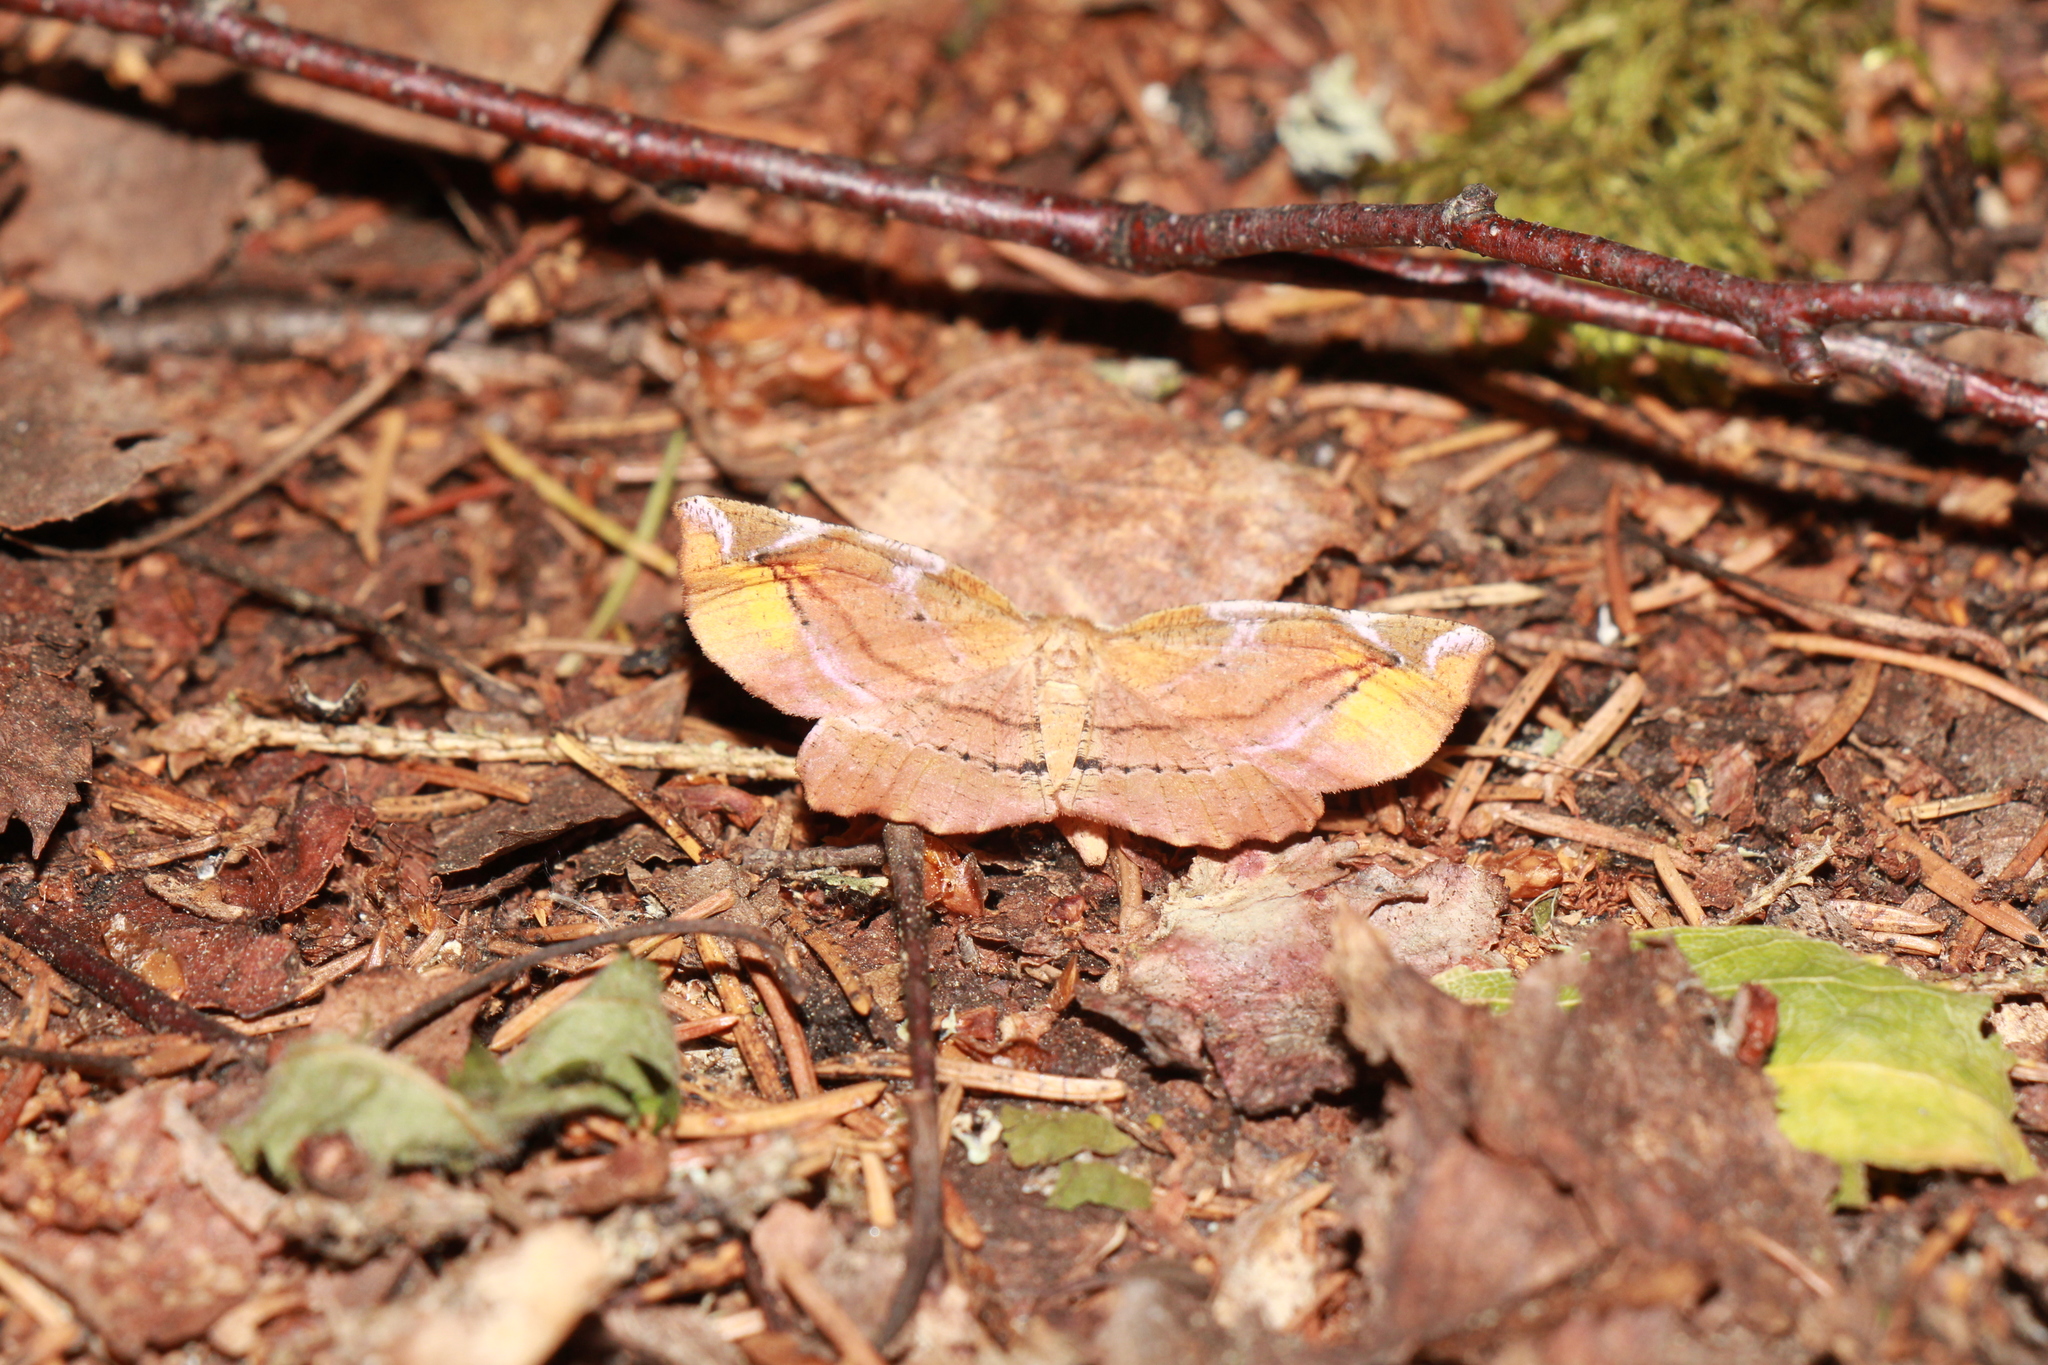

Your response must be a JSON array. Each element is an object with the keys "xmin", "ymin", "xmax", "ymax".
[
  {"xmin": 880, "ymin": 821, "xmax": 942, "ymax": 1345},
  {"xmin": 10, "ymin": 0, "xmax": 2048, "ymax": 422},
  {"xmin": 142, "ymin": 702, "xmax": 799, "ymax": 781}
]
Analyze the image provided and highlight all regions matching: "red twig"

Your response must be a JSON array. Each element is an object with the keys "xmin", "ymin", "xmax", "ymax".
[
  {"xmin": 12, "ymin": 0, "xmax": 2048, "ymax": 423},
  {"xmin": 1337, "ymin": 250, "xmax": 2048, "ymax": 427}
]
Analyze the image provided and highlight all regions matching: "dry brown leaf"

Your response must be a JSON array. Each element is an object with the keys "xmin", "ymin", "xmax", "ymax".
[
  {"xmin": 0, "ymin": 88, "xmax": 264, "ymax": 304},
  {"xmin": 1087, "ymin": 843, "xmax": 1507, "ymax": 1113},
  {"xmin": 0, "ymin": 305, "xmax": 188, "ymax": 530},
  {"xmin": 0, "ymin": 556, "xmax": 96, "ymax": 855},
  {"xmin": 355, "ymin": 1221, "xmax": 614, "ymax": 1365},
  {"xmin": 0, "ymin": 1084, "xmax": 271, "ymax": 1358},
  {"xmin": 1332, "ymin": 918, "xmax": 1839, "ymax": 1356},
  {"xmin": 801, "ymin": 352, "xmax": 1360, "ymax": 625},
  {"xmin": 250, "ymin": 0, "xmax": 614, "ymax": 159}
]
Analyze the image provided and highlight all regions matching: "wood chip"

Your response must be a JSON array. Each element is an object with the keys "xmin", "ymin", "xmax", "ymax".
[
  {"xmin": 1384, "ymin": 419, "xmax": 1527, "ymax": 468},
  {"xmin": 1889, "ymin": 789, "xmax": 2014, "ymax": 822},
  {"xmin": 1445, "ymin": 429, "xmax": 1560, "ymax": 494},
  {"xmin": 371, "ymin": 790, "xmax": 492, "ymax": 822},
  {"xmin": 543, "ymin": 409, "xmax": 682, "ymax": 443},
  {"xmin": 392, "ymin": 759, "xmax": 535, "ymax": 802},
  {"xmin": 1652, "ymin": 846, "xmax": 1706, "ymax": 926},
  {"xmin": 1601, "ymin": 483, "xmax": 1639, "ymax": 638},
  {"xmin": 1364, "ymin": 582, "xmax": 1549, "ymax": 613},
  {"xmin": 1293, "ymin": 382, "xmax": 1466, "ymax": 420}
]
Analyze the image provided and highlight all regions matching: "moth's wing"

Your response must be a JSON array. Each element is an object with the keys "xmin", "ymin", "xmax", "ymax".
[
  {"xmin": 798, "ymin": 659, "xmax": 1059, "ymax": 833},
  {"xmin": 1094, "ymin": 602, "xmax": 1493, "ymax": 794},
  {"xmin": 1056, "ymin": 671, "xmax": 1325, "ymax": 847},
  {"xmin": 675, "ymin": 497, "xmax": 1037, "ymax": 719}
]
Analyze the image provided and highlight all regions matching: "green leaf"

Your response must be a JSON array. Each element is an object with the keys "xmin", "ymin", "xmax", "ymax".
[
  {"xmin": 500, "ymin": 956, "xmax": 681, "ymax": 1125},
  {"xmin": 1046, "ymin": 1159, "xmax": 1152, "ymax": 1212},
  {"xmin": 447, "ymin": 1038, "xmax": 511, "ymax": 1105},
  {"xmin": 1431, "ymin": 964, "xmax": 1579, "ymax": 1013},
  {"xmin": 222, "ymin": 1035, "xmax": 512, "ymax": 1183},
  {"xmin": 224, "ymin": 957, "xmax": 687, "ymax": 1186},
  {"xmin": 1000, "ymin": 1105, "xmax": 1133, "ymax": 1167},
  {"xmin": 1431, "ymin": 965, "xmax": 1518, "ymax": 1012},
  {"xmin": 1652, "ymin": 926, "xmax": 2037, "ymax": 1196}
]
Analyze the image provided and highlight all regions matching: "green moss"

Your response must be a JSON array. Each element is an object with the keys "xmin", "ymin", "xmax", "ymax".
[{"xmin": 1391, "ymin": 0, "xmax": 1881, "ymax": 285}]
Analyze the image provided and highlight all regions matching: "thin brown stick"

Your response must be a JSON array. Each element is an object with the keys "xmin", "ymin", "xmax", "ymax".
[
  {"xmin": 1396, "ymin": 258, "xmax": 2048, "ymax": 427},
  {"xmin": 365, "ymin": 915, "xmax": 803, "ymax": 1050},
  {"xmin": 0, "ymin": 885, "xmax": 255, "ymax": 1058},
  {"xmin": 1946, "ymin": 809, "xmax": 2048, "ymax": 969},
  {"xmin": 1385, "ymin": 420, "xmax": 1528, "ymax": 468},
  {"xmin": 1639, "ymin": 533, "xmax": 2010, "ymax": 669},
  {"xmin": 1443, "ymin": 429, "xmax": 1559, "ymax": 494},
  {"xmin": 1601, "ymin": 484, "xmax": 1640, "ymax": 640},
  {"xmin": 144, "ymin": 703, "xmax": 799, "ymax": 781},
  {"xmin": 1543, "ymin": 673, "xmax": 1644, "ymax": 803},
  {"xmin": 352, "ymin": 407, "xmax": 405, "ymax": 566},
  {"xmin": 1652, "ymin": 847, "xmax": 1706, "ymax": 927},
  {"xmin": 739, "ymin": 844, "xmax": 887, "ymax": 873},
  {"xmin": 880, "ymin": 822, "xmax": 942, "ymax": 1344},
  {"xmin": 812, "ymin": 1053, "xmax": 1129, "ymax": 1103},
  {"xmin": 551, "ymin": 731, "xmax": 703, "ymax": 859},
  {"xmin": 749, "ymin": 961, "xmax": 817, "ymax": 1098},
  {"xmin": 1499, "ymin": 629, "xmax": 1636, "ymax": 669},
  {"xmin": 672, "ymin": 1080, "xmax": 886, "ymax": 1139},
  {"xmin": 758, "ymin": 1246, "xmax": 889, "ymax": 1365},
  {"xmin": 698, "ymin": 933, "xmax": 791, "ymax": 1102},
  {"xmin": 1495, "ymin": 806, "xmax": 1702, "ymax": 873}
]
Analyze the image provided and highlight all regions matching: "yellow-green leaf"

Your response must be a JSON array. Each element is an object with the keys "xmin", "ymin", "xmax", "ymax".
[
  {"xmin": 1431, "ymin": 965, "xmax": 1519, "ymax": 1012},
  {"xmin": 500, "ymin": 956, "xmax": 680, "ymax": 1125},
  {"xmin": 1046, "ymin": 1159, "xmax": 1152, "ymax": 1212},
  {"xmin": 222, "ymin": 1035, "xmax": 512, "ymax": 1183},
  {"xmin": 1001, "ymin": 1105, "xmax": 1132, "ymax": 1168},
  {"xmin": 1651, "ymin": 926, "xmax": 2036, "ymax": 1196}
]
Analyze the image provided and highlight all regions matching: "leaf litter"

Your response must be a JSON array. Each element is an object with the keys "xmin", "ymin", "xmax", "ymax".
[{"xmin": 3, "ymin": 1, "xmax": 2048, "ymax": 1362}]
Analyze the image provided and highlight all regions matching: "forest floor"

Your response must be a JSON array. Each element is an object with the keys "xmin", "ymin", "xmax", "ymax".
[{"xmin": 6, "ymin": 1, "xmax": 2048, "ymax": 1362}]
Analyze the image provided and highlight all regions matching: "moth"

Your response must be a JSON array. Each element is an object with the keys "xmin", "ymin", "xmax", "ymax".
[{"xmin": 676, "ymin": 497, "xmax": 1492, "ymax": 848}]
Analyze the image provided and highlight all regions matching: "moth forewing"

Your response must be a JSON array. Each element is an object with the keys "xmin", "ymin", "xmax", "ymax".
[
  {"xmin": 676, "ymin": 496, "xmax": 1038, "ymax": 715},
  {"xmin": 1096, "ymin": 604, "xmax": 1491, "ymax": 794}
]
